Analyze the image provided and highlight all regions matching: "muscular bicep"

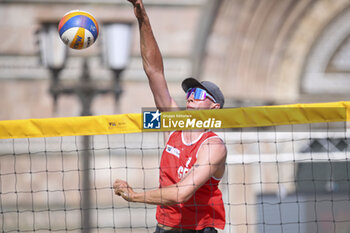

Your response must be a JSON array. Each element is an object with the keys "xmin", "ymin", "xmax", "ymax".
[{"xmin": 176, "ymin": 137, "xmax": 227, "ymax": 201}]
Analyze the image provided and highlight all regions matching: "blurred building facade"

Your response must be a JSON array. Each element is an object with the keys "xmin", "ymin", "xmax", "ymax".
[{"xmin": 203, "ymin": 0, "xmax": 350, "ymax": 105}]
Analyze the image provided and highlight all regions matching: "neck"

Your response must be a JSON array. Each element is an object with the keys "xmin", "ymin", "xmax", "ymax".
[{"xmin": 182, "ymin": 129, "xmax": 207, "ymax": 144}]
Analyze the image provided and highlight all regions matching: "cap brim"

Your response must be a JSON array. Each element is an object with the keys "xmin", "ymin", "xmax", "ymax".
[{"xmin": 182, "ymin": 77, "xmax": 209, "ymax": 94}]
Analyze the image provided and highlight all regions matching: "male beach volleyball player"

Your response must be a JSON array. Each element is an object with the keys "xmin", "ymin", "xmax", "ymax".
[{"xmin": 113, "ymin": 0, "xmax": 227, "ymax": 232}]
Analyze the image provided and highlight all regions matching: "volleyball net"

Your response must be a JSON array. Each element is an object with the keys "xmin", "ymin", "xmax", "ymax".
[{"xmin": 1, "ymin": 101, "xmax": 350, "ymax": 233}]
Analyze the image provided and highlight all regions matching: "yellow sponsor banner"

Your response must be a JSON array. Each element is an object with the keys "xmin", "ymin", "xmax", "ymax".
[
  {"xmin": 0, "ymin": 113, "xmax": 142, "ymax": 139},
  {"xmin": 143, "ymin": 102, "xmax": 347, "ymax": 132},
  {"xmin": 0, "ymin": 101, "xmax": 348, "ymax": 139}
]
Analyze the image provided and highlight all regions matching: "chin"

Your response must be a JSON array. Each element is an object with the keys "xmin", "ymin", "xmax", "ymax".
[
  {"xmin": 187, "ymin": 104, "xmax": 201, "ymax": 109},
  {"xmin": 187, "ymin": 106, "xmax": 207, "ymax": 110}
]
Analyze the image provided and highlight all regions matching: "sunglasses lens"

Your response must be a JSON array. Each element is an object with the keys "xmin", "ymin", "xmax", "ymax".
[
  {"xmin": 194, "ymin": 89, "xmax": 206, "ymax": 100},
  {"xmin": 186, "ymin": 87, "xmax": 216, "ymax": 103},
  {"xmin": 186, "ymin": 88, "xmax": 195, "ymax": 99},
  {"xmin": 186, "ymin": 88, "xmax": 213, "ymax": 101}
]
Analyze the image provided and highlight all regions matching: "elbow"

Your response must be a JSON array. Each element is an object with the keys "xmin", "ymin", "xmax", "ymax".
[
  {"xmin": 168, "ymin": 191, "xmax": 192, "ymax": 205},
  {"xmin": 179, "ymin": 194, "xmax": 192, "ymax": 204},
  {"xmin": 142, "ymin": 57, "xmax": 162, "ymax": 76},
  {"xmin": 160, "ymin": 185, "xmax": 195, "ymax": 205},
  {"xmin": 145, "ymin": 68, "xmax": 163, "ymax": 81}
]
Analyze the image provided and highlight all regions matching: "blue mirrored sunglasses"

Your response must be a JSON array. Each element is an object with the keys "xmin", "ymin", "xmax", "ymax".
[{"xmin": 186, "ymin": 88, "xmax": 216, "ymax": 103}]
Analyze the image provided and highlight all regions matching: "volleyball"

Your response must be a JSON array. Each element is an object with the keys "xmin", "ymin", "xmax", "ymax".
[{"xmin": 58, "ymin": 10, "xmax": 99, "ymax": 49}]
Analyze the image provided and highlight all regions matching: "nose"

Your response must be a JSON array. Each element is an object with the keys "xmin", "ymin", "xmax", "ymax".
[
  {"xmin": 186, "ymin": 93, "xmax": 195, "ymax": 108},
  {"xmin": 187, "ymin": 92, "xmax": 194, "ymax": 102}
]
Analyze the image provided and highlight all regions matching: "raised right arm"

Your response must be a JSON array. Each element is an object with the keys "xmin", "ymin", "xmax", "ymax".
[{"xmin": 128, "ymin": 0, "xmax": 179, "ymax": 112}]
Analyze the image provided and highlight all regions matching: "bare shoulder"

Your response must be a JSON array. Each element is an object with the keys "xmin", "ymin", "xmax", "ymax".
[
  {"xmin": 203, "ymin": 136, "xmax": 226, "ymax": 150},
  {"xmin": 198, "ymin": 136, "xmax": 227, "ymax": 161}
]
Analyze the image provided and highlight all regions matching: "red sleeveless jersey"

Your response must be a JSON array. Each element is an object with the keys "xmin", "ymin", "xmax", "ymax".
[{"xmin": 156, "ymin": 131, "xmax": 225, "ymax": 230}]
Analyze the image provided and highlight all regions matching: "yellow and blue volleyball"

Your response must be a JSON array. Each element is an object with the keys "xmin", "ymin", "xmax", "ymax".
[{"xmin": 58, "ymin": 10, "xmax": 99, "ymax": 50}]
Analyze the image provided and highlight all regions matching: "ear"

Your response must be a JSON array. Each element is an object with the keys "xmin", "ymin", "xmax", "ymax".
[{"xmin": 211, "ymin": 103, "xmax": 221, "ymax": 109}]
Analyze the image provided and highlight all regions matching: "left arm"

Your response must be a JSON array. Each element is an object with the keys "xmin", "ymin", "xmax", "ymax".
[{"xmin": 113, "ymin": 137, "xmax": 227, "ymax": 205}]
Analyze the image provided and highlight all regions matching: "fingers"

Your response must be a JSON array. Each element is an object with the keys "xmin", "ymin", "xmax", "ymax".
[
  {"xmin": 115, "ymin": 189, "xmax": 123, "ymax": 196},
  {"xmin": 126, "ymin": 0, "xmax": 142, "ymax": 9},
  {"xmin": 127, "ymin": 0, "xmax": 141, "ymax": 6},
  {"xmin": 113, "ymin": 179, "xmax": 127, "ymax": 188},
  {"xmin": 113, "ymin": 179, "xmax": 131, "ymax": 200},
  {"xmin": 114, "ymin": 183, "xmax": 125, "ymax": 196}
]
